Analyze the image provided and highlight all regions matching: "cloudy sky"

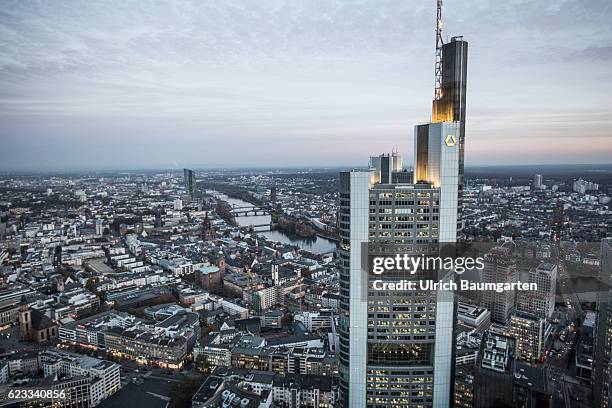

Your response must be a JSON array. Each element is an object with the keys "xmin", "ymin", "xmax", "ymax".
[{"xmin": 0, "ymin": 0, "xmax": 611, "ymax": 171}]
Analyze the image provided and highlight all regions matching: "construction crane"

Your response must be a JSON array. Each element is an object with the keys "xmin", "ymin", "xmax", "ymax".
[{"xmin": 434, "ymin": 0, "xmax": 444, "ymax": 100}]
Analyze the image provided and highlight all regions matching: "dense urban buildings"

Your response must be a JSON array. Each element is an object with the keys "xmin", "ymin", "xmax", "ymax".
[
  {"xmin": 0, "ymin": 2, "xmax": 611, "ymax": 408},
  {"xmin": 0, "ymin": 157, "xmax": 610, "ymax": 408}
]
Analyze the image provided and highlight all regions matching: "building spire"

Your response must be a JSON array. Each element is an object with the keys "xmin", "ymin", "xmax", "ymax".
[{"xmin": 434, "ymin": 0, "xmax": 444, "ymax": 100}]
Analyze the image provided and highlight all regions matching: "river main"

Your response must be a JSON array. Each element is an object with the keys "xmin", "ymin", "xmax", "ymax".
[{"xmin": 209, "ymin": 191, "xmax": 337, "ymax": 255}]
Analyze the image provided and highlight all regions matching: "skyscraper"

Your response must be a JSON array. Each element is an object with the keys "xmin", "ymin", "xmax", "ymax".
[
  {"xmin": 369, "ymin": 152, "xmax": 403, "ymax": 184},
  {"xmin": 339, "ymin": 153, "xmax": 456, "ymax": 407},
  {"xmin": 517, "ymin": 262, "xmax": 558, "ymax": 320},
  {"xmin": 595, "ymin": 238, "xmax": 612, "ymax": 408},
  {"xmin": 338, "ymin": 4, "xmax": 467, "ymax": 406},
  {"xmin": 480, "ymin": 246, "xmax": 518, "ymax": 324},
  {"xmin": 431, "ymin": 36, "xmax": 468, "ymax": 230},
  {"xmin": 183, "ymin": 168, "xmax": 196, "ymax": 199},
  {"xmin": 509, "ymin": 310, "xmax": 546, "ymax": 363},
  {"xmin": 534, "ymin": 174, "xmax": 543, "ymax": 189},
  {"xmin": 339, "ymin": 112, "xmax": 462, "ymax": 408}
]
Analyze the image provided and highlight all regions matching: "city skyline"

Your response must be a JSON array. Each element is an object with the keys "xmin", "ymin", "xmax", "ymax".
[
  {"xmin": 0, "ymin": 2, "xmax": 610, "ymax": 407},
  {"xmin": 1, "ymin": 0, "xmax": 612, "ymax": 171}
]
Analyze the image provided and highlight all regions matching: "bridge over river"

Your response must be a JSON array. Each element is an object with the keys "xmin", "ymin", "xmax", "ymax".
[
  {"xmin": 209, "ymin": 190, "xmax": 337, "ymax": 254},
  {"xmin": 229, "ymin": 205, "xmax": 270, "ymax": 217}
]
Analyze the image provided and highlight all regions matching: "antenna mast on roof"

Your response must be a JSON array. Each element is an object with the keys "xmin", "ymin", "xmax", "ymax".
[{"xmin": 434, "ymin": 0, "xmax": 444, "ymax": 100}]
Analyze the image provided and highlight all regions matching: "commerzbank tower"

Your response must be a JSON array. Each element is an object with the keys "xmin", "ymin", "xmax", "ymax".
[{"xmin": 338, "ymin": 1, "xmax": 468, "ymax": 406}]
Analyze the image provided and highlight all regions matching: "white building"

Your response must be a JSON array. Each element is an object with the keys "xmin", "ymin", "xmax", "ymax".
[
  {"xmin": 294, "ymin": 310, "xmax": 335, "ymax": 332},
  {"xmin": 38, "ymin": 349, "xmax": 121, "ymax": 406},
  {"xmin": 534, "ymin": 174, "xmax": 543, "ymax": 189}
]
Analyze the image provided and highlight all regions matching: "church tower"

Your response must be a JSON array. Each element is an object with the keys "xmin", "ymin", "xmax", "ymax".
[{"xmin": 19, "ymin": 295, "xmax": 31, "ymax": 341}]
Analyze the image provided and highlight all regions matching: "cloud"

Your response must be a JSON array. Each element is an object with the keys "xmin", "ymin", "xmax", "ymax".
[
  {"xmin": 0, "ymin": 0, "xmax": 611, "ymax": 170},
  {"xmin": 567, "ymin": 46, "xmax": 612, "ymax": 61}
]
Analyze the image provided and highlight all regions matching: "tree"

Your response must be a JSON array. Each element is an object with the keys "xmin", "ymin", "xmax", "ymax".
[
  {"xmin": 281, "ymin": 313, "xmax": 293, "ymax": 327},
  {"xmin": 195, "ymin": 355, "xmax": 211, "ymax": 375},
  {"xmin": 85, "ymin": 277, "xmax": 98, "ymax": 294}
]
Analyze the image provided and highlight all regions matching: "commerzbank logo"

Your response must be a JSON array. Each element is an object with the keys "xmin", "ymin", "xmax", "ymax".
[{"xmin": 444, "ymin": 134, "xmax": 457, "ymax": 147}]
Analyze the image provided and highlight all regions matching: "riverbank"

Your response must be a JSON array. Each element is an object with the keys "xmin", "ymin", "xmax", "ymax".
[
  {"xmin": 207, "ymin": 190, "xmax": 337, "ymax": 254},
  {"xmin": 214, "ymin": 199, "xmax": 237, "ymax": 227},
  {"xmin": 206, "ymin": 185, "xmax": 317, "ymax": 239},
  {"xmin": 274, "ymin": 215, "xmax": 316, "ymax": 238}
]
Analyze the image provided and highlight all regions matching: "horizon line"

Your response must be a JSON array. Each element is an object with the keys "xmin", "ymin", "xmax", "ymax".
[{"xmin": 1, "ymin": 162, "xmax": 612, "ymax": 175}]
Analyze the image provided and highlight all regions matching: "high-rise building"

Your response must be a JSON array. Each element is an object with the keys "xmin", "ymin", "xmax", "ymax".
[
  {"xmin": 509, "ymin": 310, "xmax": 547, "ymax": 364},
  {"xmin": 534, "ymin": 174, "xmax": 543, "ymax": 189},
  {"xmin": 413, "ymin": 121, "xmax": 461, "ymax": 240},
  {"xmin": 431, "ymin": 36, "xmax": 468, "ymax": 230},
  {"xmin": 339, "ymin": 4, "xmax": 467, "ymax": 406},
  {"xmin": 454, "ymin": 367, "xmax": 475, "ymax": 408},
  {"xmin": 369, "ymin": 151, "xmax": 413, "ymax": 184},
  {"xmin": 595, "ymin": 238, "xmax": 612, "ymax": 408},
  {"xmin": 480, "ymin": 247, "xmax": 518, "ymax": 324},
  {"xmin": 517, "ymin": 262, "xmax": 557, "ymax": 320},
  {"xmin": 599, "ymin": 303, "xmax": 612, "ymax": 408},
  {"xmin": 339, "ymin": 124, "xmax": 461, "ymax": 407},
  {"xmin": 183, "ymin": 168, "xmax": 196, "ymax": 199},
  {"xmin": 270, "ymin": 186, "xmax": 277, "ymax": 202},
  {"xmin": 369, "ymin": 152, "xmax": 403, "ymax": 184},
  {"xmin": 573, "ymin": 178, "xmax": 599, "ymax": 194},
  {"xmin": 339, "ymin": 164, "xmax": 455, "ymax": 406}
]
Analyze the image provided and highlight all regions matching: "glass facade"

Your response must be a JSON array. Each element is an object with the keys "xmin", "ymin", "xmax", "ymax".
[
  {"xmin": 339, "ymin": 160, "xmax": 458, "ymax": 407},
  {"xmin": 183, "ymin": 168, "xmax": 196, "ymax": 199}
]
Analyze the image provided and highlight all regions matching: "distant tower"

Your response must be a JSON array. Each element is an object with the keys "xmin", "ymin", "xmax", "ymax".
[
  {"xmin": 201, "ymin": 212, "xmax": 214, "ymax": 241},
  {"xmin": 480, "ymin": 246, "xmax": 518, "ymax": 324},
  {"xmin": 549, "ymin": 201, "xmax": 563, "ymax": 243},
  {"xmin": 217, "ymin": 256, "xmax": 226, "ymax": 282},
  {"xmin": 272, "ymin": 263, "xmax": 279, "ymax": 286},
  {"xmin": 270, "ymin": 187, "xmax": 277, "ymax": 203},
  {"xmin": 95, "ymin": 219, "xmax": 104, "ymax": 235},
  {"xmin": 55, "ymin": 277, "xmax": 65, "ymax": 293},
  {"xmin": 19, "ymin": 296, "xmax": 31, "ymax": 341},
  {"xmin": 183, "ymin": 168, "xmax": 197, "ymax": 199},
  {"xmin": 53, "ymin": 246, "xmax": 62, "ymax": 267},
  {"xmin": 534, "ymin": 174, "xmax": 543, "ymax": 189}
]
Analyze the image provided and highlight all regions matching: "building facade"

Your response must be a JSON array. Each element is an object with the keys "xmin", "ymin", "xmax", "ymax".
[
  {"xmin": 339, "ymin": 14, "xmax": 467, "ymax": 407},
  {"xmin": 183, "ymin": 168, "xmax": 197, "ymax": 199},
  {"xmin": 339, "ymin": 145, "xmax": 459, "ymax": 407},
  {"xmin": 480, "ymin": 247, "xmax": 518, "ymax": 324},
  {"xmin": 517, "ymin": 262, "xmax": 557, "ymax": 320},
  {"xmin": 509, "ymin": 310, "xmax": 546, "ymax": 364},
  {"xmin": 596, "ymin": 238, "xmax": 612, "ymax": 408}
]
